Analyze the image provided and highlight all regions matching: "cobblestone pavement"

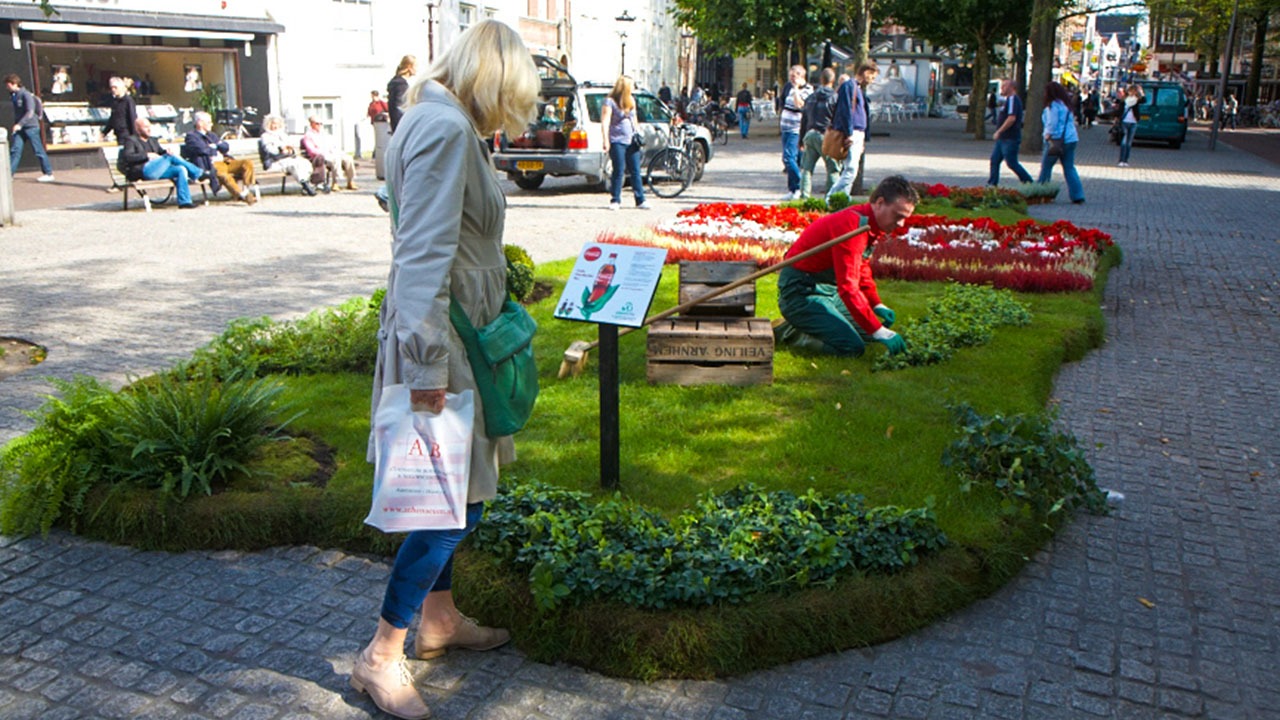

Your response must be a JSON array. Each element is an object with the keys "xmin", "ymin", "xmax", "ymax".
[{"xmin": 2, "ymin": 119, "xmax": 1278, "ymax": 719}]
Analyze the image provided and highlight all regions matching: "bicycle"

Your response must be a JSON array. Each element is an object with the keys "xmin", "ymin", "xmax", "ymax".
[
  {"xmin": 216, "ymin": 106, "xmax": 261, "ymax": 140},
  {"xmin": 645, "ymin": 123, "xmax": 698, "ymax": 198},
  {"xmin": 686, "ymin": 101, "xmax": 729, "ymax": 145}
]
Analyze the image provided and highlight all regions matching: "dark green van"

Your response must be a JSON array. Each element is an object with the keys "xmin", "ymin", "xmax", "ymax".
[{"xmin": 1134, "ymin": 81, "xmax": 1189, "ymax": 148}]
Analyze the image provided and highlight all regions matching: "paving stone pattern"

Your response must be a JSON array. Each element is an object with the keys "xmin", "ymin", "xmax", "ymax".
[{"xmin": 2, "ymin": 120, "xmax": 1278, "ymax": 718}]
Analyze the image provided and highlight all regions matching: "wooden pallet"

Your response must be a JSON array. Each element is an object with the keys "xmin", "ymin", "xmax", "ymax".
[
  {"xmin": 646, "ymin": 317, "xmax": 773, "ymax": 386},
  {"xmin": 678, "ymin": 261, "xmax": 756, "ymax": 317}
]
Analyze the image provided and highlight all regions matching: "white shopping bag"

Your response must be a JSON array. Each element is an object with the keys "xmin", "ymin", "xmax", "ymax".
[{"xmin": 365, "ymin": 385, "xmax": 474, "ymax": 532}]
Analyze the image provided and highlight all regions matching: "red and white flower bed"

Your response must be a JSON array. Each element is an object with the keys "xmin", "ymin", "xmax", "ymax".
[{"xmin": 600, "ymin": 203, "xmax": 1114, "ymax": 293}]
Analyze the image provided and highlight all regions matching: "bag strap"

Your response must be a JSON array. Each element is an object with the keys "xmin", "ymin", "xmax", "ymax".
[{"xmin": 448, "ymin": 296, "xmax": 476, "ymax": 335}]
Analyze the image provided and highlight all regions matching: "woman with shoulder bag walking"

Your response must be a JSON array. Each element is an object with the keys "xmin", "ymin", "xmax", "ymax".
[
  {"xmin": 1037, "ymin": 81, "xmax": 1085, "ymax": 205},
  {"xmin": 351, "ymin": 21, "xmax": 540, "ymax": 720},
  {"xmin": 600, "ymin": 75, "xmax": 650, "ymax": 210}
]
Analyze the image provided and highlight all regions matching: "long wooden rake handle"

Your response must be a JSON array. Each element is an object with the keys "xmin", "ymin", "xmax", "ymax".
[{"xmin": 575, "ymin": 224, "xmax": 871, "ymax": 350}]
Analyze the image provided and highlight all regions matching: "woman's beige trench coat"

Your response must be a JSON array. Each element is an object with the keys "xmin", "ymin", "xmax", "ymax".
[{"xmin": 368, "ymin": 80, "xmax": 515, "ymax": 503}]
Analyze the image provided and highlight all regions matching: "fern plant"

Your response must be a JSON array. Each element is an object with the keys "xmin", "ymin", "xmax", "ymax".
[
  {"xmin": 0, "ymin": 377, "xmax": 116, "ymax": 535},
  {"xmin": 104, "ymin": 375, "xmax": 295, "ymax": 499}
]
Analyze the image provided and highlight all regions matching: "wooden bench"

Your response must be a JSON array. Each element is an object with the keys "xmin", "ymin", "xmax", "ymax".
[
  {"xmin": 224, "ymin": 138, "xmax": 292, "ymax": 199},
  {"xmin": 101, "ymin": 144, "xmax": 212, "ymax": 212}
]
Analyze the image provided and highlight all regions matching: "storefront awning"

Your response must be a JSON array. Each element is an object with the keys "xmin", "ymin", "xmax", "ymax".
[{"xmin": 0, "ymin": 4, "xmax": 284, "ymax": 36}]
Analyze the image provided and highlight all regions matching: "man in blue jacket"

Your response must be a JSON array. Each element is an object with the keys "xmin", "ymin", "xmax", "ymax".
[
  {"xmin": 5, "ymin": 74, "xmax": 54, "ymax": 182},
  {"xmin": 987, "ymin": 78, "xmax": 1033, "ymax": 186},
  {"xmin": 825, "ymin": 61, "xmax": 878, "ymax": 201},
  {"xmin": 181, "ymin": 111, "xmax": 256, "ymax": 204}
]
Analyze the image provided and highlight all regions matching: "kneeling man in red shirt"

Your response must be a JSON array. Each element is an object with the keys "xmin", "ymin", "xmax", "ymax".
[{"xmin": 775, "ymin": 175, "xmax": 918, "ymax": 356}]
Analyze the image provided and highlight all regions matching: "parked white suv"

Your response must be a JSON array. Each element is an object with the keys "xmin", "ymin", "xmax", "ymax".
[{"xmin": 493, "ymin": 55, "xmax": 713, "ymax": 191}]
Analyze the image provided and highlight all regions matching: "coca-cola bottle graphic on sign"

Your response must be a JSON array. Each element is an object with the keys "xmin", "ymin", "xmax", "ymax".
[{"xmin": 580, "ymin": 252, "xmax": 620, "ymax": 320}]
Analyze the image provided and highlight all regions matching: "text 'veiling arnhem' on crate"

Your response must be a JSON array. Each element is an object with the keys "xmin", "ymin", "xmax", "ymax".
[
  {"xmin": 646, "ymin": 317, "xmax": 774, "ymax": 386},
  {"xmin": 678, "ymin": 260, "xmax": 756, "ymax": 316}
]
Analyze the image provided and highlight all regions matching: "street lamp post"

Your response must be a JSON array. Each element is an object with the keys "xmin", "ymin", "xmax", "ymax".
[{"xmin": 616, "ymin": 10, "xmax": 636, "ymax": 76}]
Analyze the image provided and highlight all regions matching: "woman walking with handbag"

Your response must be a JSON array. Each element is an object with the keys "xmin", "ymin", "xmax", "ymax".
[
  {"xmin": 1037, "ymin": 81, "xmax": 1085, "ymax": 205},
  {"xmin": 351, "ymin": 20, "xmax": 539, "ymax": 720},
  {"xmin": 600, "ymin": 75, "xmax": 650, "ymax": 210}
]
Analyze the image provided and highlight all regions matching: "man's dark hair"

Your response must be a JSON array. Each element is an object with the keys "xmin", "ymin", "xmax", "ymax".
[
  {"xmin": 3, "ymin": 74, "xmax": 22, "ymax": 87},
  {"xmin": 870, "ymin": 175, "xmax": 919, "ymax": 205}
]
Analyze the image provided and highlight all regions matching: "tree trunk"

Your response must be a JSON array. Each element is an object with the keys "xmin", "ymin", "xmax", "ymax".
[
  {"xmin": 774, "ymin": 39, "xmax": 787, "ymax": 96},
  {"xmin": 848, "ymin": 0, "xmax": 873, "ymax": 195},
  {"xmin": 969, "ymin": 39, "xmax": 991, "ymax": 139},
  {"xmin": 1245, "ymin": 12, "xmax": 1267, "ymax": 106},
  {"xmin": 1008, "ymin": 32, "xmax": 1028, "ymax": 98},
  {"xmin": 1023, "ymin": 0, "xmax": 1058, "ymax": 155},
  {"xmin": 851, "ymin": 0, "xmax": 872, "ymax": 66}
]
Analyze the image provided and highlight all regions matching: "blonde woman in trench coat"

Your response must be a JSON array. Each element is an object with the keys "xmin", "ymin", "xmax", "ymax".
[{"xmin": 349, "ymin": 21, "xmax": 539, "ymax": 720}]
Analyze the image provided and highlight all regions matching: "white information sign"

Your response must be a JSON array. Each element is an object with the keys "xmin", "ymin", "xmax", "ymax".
[{"xmin": 553, "ymin": 243, "xmax": 668, "ymax": 328}]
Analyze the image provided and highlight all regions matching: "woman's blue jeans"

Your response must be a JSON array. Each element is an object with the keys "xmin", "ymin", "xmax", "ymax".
[
  {"xmin": 609, "ymin": 141, "xmax": 645, "ymax": 205},
  {"xmin": 379, "ymin": 502, "xmax": 484, "ymax": 629},
  {"xmin": 736, "ymin": 107, "xmax": 751, "ymax": 138},
  {"xmin": 1119, "ymin": 122, "xmax": 1137, "ymax": 163},
  {"xmin": 1037, "ymin": 141, "xmax": 1084, "ymax": 203}
]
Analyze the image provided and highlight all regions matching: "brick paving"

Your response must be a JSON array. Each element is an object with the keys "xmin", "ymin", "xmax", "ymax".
[{"xmin": 2, "ymin": 118, "xmax": 1278, "ymax": 719}]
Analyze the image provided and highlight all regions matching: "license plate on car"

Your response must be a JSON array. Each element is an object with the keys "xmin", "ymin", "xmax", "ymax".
[{"xmin": 516, "ymin": 161, "xmax": 544, "ymax": 171}]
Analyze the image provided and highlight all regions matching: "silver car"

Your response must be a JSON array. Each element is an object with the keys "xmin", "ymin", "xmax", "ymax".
[{"xmin": 492, "ymin": 55, "xmax": 713, "ymax": 191}]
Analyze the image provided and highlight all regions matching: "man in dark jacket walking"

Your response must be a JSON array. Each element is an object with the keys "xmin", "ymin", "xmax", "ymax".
[{"xmin": 5, "ymin": 73, "xmax": 54, "ymax": 181}]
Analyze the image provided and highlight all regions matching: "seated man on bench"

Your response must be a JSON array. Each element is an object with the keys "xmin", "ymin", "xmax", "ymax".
[
  {"xmin": 301, "ymin": 115, "xmax": 358, "ymax": 191},
  {"xmin": 119, "ymin": 117, "xmax": 207, "ymax": 209},
  {"xmin": 182, "ymin": 111, "xmax": 257, "ymax": 205}
]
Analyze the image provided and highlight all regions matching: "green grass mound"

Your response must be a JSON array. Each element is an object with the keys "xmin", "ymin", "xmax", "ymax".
[{"xmin": 0, "ymin": 232, "xmax": 1121, "ymax": 679}]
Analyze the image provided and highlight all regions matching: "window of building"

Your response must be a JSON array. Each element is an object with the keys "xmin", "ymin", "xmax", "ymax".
[
  {"xmin": 1159, "ymin": 21, "xmax": 1187, "ymax": 47},
  {"xmin": 303, "ymin": 99, "xmax": 339, "ymax": 139},
  {"xmin": 333, "ymin": 0, "xmax": 375, "ymax": 55},
  {"xmin": 461, "ymin": 4, "xmax": 477, "ymax": 31}
]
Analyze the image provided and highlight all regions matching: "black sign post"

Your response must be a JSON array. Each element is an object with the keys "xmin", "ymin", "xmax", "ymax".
[
  {"xmin": 598, "ymin": 323, "xmax": 620, "ymax": 490},
  {"xmin": 551, "ymin": 243, "xmax": 669, "ymax": 493}
]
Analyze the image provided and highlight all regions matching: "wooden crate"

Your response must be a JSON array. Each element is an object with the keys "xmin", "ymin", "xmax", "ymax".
[
  {"xmin": 646, "ymin": 317, "xmax": 773, "ymax": 386},
  {"xmin": 678, "ymin": 261, "xmax": 756, "ymax": 317}
]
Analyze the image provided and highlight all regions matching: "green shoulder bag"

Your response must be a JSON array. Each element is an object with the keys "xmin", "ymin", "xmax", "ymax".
[{"xmin": 449, "ymin": 293, "xmax": 539, "ymax": 437}]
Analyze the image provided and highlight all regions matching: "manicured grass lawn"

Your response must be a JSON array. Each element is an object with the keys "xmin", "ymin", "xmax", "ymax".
[
  {"xmin": 21, "ymin": 197, "xmax": 1116, "ymax": 678},
  {"xmin": 252, "ymin": 248, "xmax": 1113, "ymax": 678}
]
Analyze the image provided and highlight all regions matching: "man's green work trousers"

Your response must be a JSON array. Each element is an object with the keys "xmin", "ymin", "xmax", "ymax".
[{"xmin": 777, "ymin": 265, "xmax": 872, "ymax": 357}]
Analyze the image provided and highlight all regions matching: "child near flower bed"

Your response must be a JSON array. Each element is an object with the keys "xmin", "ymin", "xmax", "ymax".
[{"xmin": 774, "ymin": 175, "xmax": 918, "ymax": 357}]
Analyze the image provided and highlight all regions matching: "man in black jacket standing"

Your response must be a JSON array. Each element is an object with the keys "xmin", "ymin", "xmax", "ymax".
[{"xmin": 102, "ymin": 76, "xmax": 136, "ymax": 145}]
